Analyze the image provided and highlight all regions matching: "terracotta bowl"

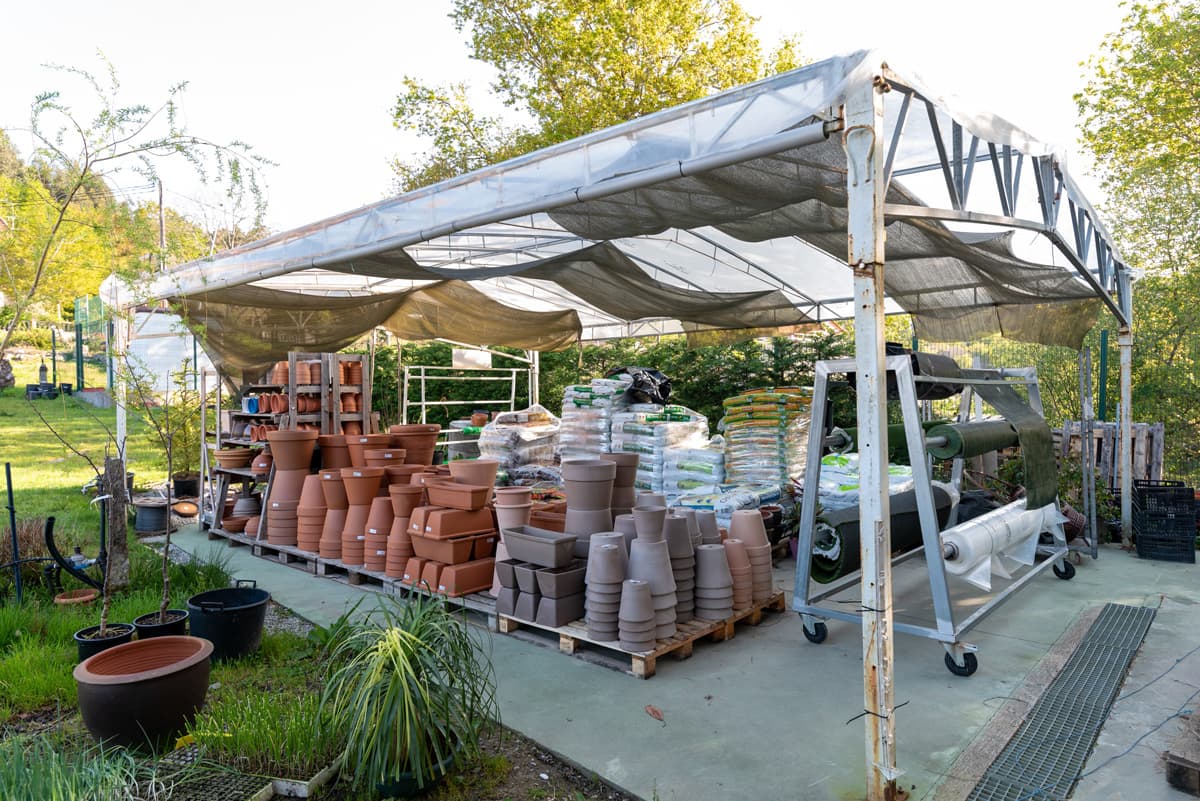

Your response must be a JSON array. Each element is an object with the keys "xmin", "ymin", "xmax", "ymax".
[{"xmin": 448, "ymin": 458, "xmax": 499, "ymax": 490}]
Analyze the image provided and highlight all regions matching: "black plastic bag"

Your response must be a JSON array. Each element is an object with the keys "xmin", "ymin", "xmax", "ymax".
[{"xmin": 606, "ymin": 366, "xmax": 671, "ymax": 405}]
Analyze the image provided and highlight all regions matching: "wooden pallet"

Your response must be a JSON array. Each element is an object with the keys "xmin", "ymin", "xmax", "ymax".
[
  {"xmin": 498, "ymin": 591, "xmax": 787, "ymax": 678},
  {"xmin": 249, "ymin": 540, "xmax": 320, "ymax": 574},
  {"xmin": 315, "ymin": 558, "xmax": 392, "ymax": 589}
]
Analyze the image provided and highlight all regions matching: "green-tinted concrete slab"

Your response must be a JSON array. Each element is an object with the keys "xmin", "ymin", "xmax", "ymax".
[{"xmin": 172, "ymin": 528, "xmax": 1200, "ymax": 801}]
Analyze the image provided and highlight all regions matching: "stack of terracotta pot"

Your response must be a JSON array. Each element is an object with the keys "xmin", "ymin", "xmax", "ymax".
[
  {"xmin": 342, "ymin": 420, "xmax": 362, "ymax": 436},
  {"xmin": 265, "ymin": 430, "xmax": 318, "ymax": 504},
  {"xmin": 296, "ymin": 475, "xmax": 326, "ymax": 552},
  {"xmin": 345, "ymin": 434, "xmax": 389, "ymax": 468},
  {"xmin": 341, "ymin": 392, "xmax": 359, "ymax": 413},
  {"xmin": 388, "ymin": 424, "xmax": 440, "ymax": 466},
  {"xmin": 268, "ymin": 360, "xmax": 289, "ymax": 384},
  {"xmin": 617, "ymin": 579, "xmax": 655, "ymax": 652},
  {"xmin": 562, "ymin": 459, "xmax": 616, "ymax": 558},
  {"xmin": 385, "ymin": 484, "xmax": 424, "ymax": 578},
  {"xmin": 266, "ymin": 499, "xmax": 298, "ymax": 546},
  {"xmin": 318, "ymin": 469, "xmax": 348, "ymax": 559},
  {"xmin": 364, "ymin": 448, "xmax": 406, "ymax": 468},
  {"xmin": 729, "ymin": 509, "xmax": 774, "ymax": 602},
  {"xmin": 663, "ymin": 515, "xmax": 695, "ymax": 624},
  {"xmin": 723, "ymin": 538, "xmax": 753, "ymax": 612},
  {"xmin": 340, "ymin": 467, "xmax": 384, "ymax": 566},
  {"xmin": 363, "ymin": 497, "xmax": 394, "ymax": 571},
  {"xmin": 341, "ymin": 360, "xmax": 363, "ymax": 385},
  {"xmin": 385, "ymin": 464, "xmax": 424, "ymax": 487},
  {"xmin": 294, "ymin": 360, "xmax": 311, "ymax": 384},
  {"xmin": 694, "ymin": 544, "xmax": 734, "ymax": 620},
  {"xmin": 600, "ymin": 452, "xmax": 638, "ymax": 516},
  {"xmin": 585, "ymin": 542, "xmax": 625, "ymax": 641}
]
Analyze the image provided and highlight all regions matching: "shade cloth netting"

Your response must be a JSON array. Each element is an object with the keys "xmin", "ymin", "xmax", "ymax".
[{"xmin": 126, "ymin": 49, "xmax": 1122, "ymax": 365}]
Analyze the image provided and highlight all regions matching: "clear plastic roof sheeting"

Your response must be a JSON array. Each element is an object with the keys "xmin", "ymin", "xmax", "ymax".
[{"xmin": 110, "ymin": 49, "xmax": 1129, "ymax": 369}]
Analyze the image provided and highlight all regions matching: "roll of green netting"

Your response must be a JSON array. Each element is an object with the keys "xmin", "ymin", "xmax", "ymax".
[
  {"xmin": 925, "ymin": 420, "xmax": 1019, "ymax": 460},
  {"xmin": 836, "ymin": 420, "xmax": 946, "ymax": 462}
]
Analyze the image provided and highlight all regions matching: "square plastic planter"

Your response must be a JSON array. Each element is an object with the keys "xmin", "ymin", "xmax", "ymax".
[
  {"xmin": 513, "ymin": 562, "xmax": 540, "ymax": 594},
  {"xmin": 495, "ymin": 587, "xmax": 518, "ymax": 616},
  {"xmin": 535, "ymin": 591, "xmax": 585, "ymax": 628},
  {"xmin": 535, "ymin": 560, "xmax": 586, "ymax": 599},
  {"xmin": 503, "ymin": 526, "xmax": 577, "ymax": 568},
  {"xmin": 514, "ymin": 589, "xmax": 540, "ymax": 622},
  {"xmin": 494, "ymin": 558, "xmax": 521, "ymax": 590}
]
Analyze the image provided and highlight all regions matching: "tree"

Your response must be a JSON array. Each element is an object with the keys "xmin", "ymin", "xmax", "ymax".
[
  {"xmin": 0, "ymin": 56, "xmax": 269, "ymax": 359},
  {"xmin": 393, "ymin": 0, "xmax": 802, "ymax": 190}
]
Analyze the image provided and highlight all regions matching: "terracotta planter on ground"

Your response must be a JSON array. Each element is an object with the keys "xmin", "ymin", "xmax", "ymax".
[
  {"xmin": 75, "ymin": 635, "xmax": 212, "ymax": 747},
  {"xmin": 56, "ymin": 588, "xmax": 99, "ymax": 606},
  {"xmin": 265, "ymin": 430, "xmax": 318, "ymax": 471}
]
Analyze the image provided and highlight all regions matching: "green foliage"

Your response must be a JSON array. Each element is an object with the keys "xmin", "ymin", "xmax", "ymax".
[
  {"xmin": 0, "ymin": 636, "xmax": 76, "ymax": 711},
  {"xmin": 188, "ymin": 691, "xmax": 344, "ymax": 779},
  {"xmin": 393, "ymin": 0, "xmax": 804, "ymax": 190},
  {"xmin": 0, "ymin": 735, "xmax": 145, "ymax": 801},
  {"xmin": 128, "ymin": 357, "xmax": 205, "ymax": 478},
  {"xmin": 306, "ymin": 597, "xmax": 365, "ymax": 660},
  {"xmin": 321, "ymin": 596, "xmax": 499, "ymax": 791}
]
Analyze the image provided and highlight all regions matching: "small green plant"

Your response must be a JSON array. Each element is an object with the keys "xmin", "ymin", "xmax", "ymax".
[
  {"xmin": 306, "ymin": 597, "xmax": 364, "ymax": 660},
  {"xmin": 321, "ymin": 595, "xmax": 499, "ymax": 792},
  {"xmin": 188, "ymin": 691, "xmax": 343, "ymax": 779}
]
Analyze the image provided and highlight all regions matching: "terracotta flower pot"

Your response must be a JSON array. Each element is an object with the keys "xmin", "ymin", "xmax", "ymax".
[
  {"xmin": 342, "ymin": 421, "xmax": 362, "ymax": 436},
  {"xmin": 318, "ymin": 435, "xmax": 351, "ymax": 469},
  {"xmin": 729, "ymin": 509, "xmax": 769, "ymax": 548},
  {"xmin": 268, "ymin": 468, "xmax": 309, "ymax": 504},
  {"xmin": 56, "ymin": 588, "xmax": 99, "ymax": 606},
  {"xmin": 340, "ymin": 467, "xmax": 385, "ymax": 506},
  {"xmin": 364, "ymin": 448, "xmax": 406, "ymax": 467},
  {"xmin": 494, "ymin": 502, "xmax": 532, "ymax": 530},
  {"xmin": 297, "ymin": 473, "xmax": 325, "ymax": 509},
  {"xmin": 74, "ymin": 635, "xmax": 213, "ymax": 748},
  {"xmin": 319, "ymin": 470, "xmax": 349, "ymax": 510},
  {"xmin": 494, "ymin": 487, "xmax": 532, "ymax": 507},
  {"xmin": 346, "ymin": 435, "xmax": 390, "ymax": 468},
  {"xmin": 388, "ymin": 484, "xmax": 426, "ymax": 518},
  {"xmin": 632, "ymin": 505, "xmax": 667, "ymax": 542},
  {"xmin": 365, "ymin": 497, "xmax": 395, "ymax": 537},
  {"xmin": 250, "ymin": 453, "xmax": 273, "ymax": 476},
  {"xmin": 448, "ymin": 458, "xmax": 499, "ymax": 490},
  {"xmin": 265, "ymin": 430, "xmax": 318, "ymax": 471}
]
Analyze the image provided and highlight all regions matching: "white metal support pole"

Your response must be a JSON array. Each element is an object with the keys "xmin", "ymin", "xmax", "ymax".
[
  {"xmin": 1119, "ymin": 326, "xmax": 1133, "ymax": 545},
  {"xmin": 845, "ymin": 74, "xmax": 900, "ymax": 800},
  {"xmin": 529, "ymin": 350, "xmax": 540, "ymax": 406}
]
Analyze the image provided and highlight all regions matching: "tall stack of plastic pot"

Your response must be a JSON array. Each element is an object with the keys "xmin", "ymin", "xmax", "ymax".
[
  {"xmin": 562, "ymin": 459, "xmax": 616, "ymax": 558},
  {"xmin": 295, "ymin": 475, "xmax": 326, "ymax": 552},
  {"xmin": 729, "ymin": 509, "xmax": 773, "ymax": 601},
  {"xmin": 265, "ymin": 430, "xmax": 318, "ymax": 503},
  {"xmin": 318, "ymin": 470, "xmax": 348, "ymax": 559},
  {"xmin": 628, "ymin": 537, "xmax": 676, "ymax": 639},
  {"xmin": 586, "ymin": 543, "xmax": 625, "ymax": 641},
  {"xmin": 364, "ymin": 497, "xmax": 394, "ymax": 572},
  {"xmin": 385, "ymin": 484, "xmax": 422, "ymax": 578},
  {"xmin": 618, "ymin": 579, "xmax": 655, "ymax": 652},
  {"xmin": 663, "ymin": 515, "xmax": 695, "ymax": 623},
  {"xmin": 600, "ymin": 452, "xmax": 639, "ymax": 516},
  {"xmin": 388, "ymin": 424, "xmax": 441, "ymax": 466},
  {"xmin": 694, "ymin": 544, "xmax": 733, "ymax": 620},
  {"xmin": 340, "ymin": 467, "xmax": 384, "ymax": 566}
]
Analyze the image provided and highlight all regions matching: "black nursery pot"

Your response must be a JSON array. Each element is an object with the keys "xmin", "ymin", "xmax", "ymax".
[
  {"xmin": 186, "ymin": 581, "xmax": 269, "ymax": 662},
  {"xmin": 133, "ymin": 609, "xmax": 189, "ymax": 639},
  {"xmin": 74, "ymin": 623, "xmax": 136, "ymax": 662}
]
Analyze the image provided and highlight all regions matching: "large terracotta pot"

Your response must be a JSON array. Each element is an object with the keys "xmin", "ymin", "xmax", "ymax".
[
  {"xmin": 389, "ymin": 484, "xmax": 426, "ymax": 518},
  {"xmin": 265, "ymin": 430, "xmax": 318, "ymax": 471},
  {"xmin": 318, "ymin": 435, "xmax": 351, "ymax": 469},
  {"xmin": 346, "ymin": 435, "xmax": 390, "ymax": 468},
  {"xmin": 340, "ymin": 467, "xmax": 384, "ymax": 506},
  {"xmin": 74, "ymin": 635, "xmax": 213, "ymax": 748},
  {"xmin": 268, "ymin": 468, "xmax": 309, "ymax": 503},
  {"xmin": 388, "ymin": 424, "xmax": 440, "ymax": 465},
  {"xmin": 447, "ymin": 458, "xmax": 499, "ymax": 490},
  {"xmin": 319, "ymin": 470, "xmax": 349, "ymax": 509}
]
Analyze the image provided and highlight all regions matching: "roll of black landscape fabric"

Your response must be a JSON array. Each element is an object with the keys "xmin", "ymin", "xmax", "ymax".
[
  {"xmin": 810, "ymin": 485, "xmax": 954, "ymax": 583},
  {"xmin": 963, "ymin": 370, "xmax": 1057, "ymax": 508}
]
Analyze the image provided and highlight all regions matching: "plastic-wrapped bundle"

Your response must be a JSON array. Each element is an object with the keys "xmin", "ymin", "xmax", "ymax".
[
  {"xmin": 673, "ymin": 483, "xmax": 785, "ymax": 528},
  {"xmin": 559, "ymin": 376, "xmax": 632, "ymax": 459},
  {"xmin": 478, "ymin": 404, "xmax": 560, "ymax": 468},
  {"xmin": 609, "ymin": 406, "xmax": 709, "ymax": 492},
  {"xmin": 816, "ymin": 452, "xmax": 915, "ymax": 512},
  {"xmin": 662, "ymin": 438, "xmax": 726, "ymax": 495},
  {"xmin": 721, "ymin": 388, "xmax": 812, "ymax": 486}
]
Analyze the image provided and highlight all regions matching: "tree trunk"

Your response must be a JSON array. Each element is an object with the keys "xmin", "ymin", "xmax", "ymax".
[{"xmin": 103, "ymin": 456, "xmax": 130, "ymax": 591}]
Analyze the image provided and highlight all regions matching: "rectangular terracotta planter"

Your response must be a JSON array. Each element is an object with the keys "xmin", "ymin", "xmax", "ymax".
[
  {"xmin": 437, "ymin": 557, "xmax": 495, "ymax": 597},
  {"xmin": 410, "ymin": 508, "xmax": 494, "ymax": 539},
  {"xmin": 474, "ymin": 533, "xmax": 498, "ymax": 559},
  {"xmin": 420, "ymin": 560, "xmax": 445, "ymax": 592},
  {"xmin": 535, "ymin": 591, "xmax": 585, "ymax": 628},
  {"xmin": 535, "ymin": 560, "xmax": 586, "ymax": 599},
  {"xmin": 494, "ymin": 558, "xmax": 521, "ymax": 590},
  {"xmin": 402, "ymin": 557, "xmax": 427, "ymax": 588},
  {"xmin": 410, "ymin": 532, "xmax": 492, "ymax": 565},
  {"xmin": 425, "ymin": 481, "xmax": 490, "ymax": 511},
  {"xmin": 513, "ymin": 562, "xmax": 539, "ymax": 594},
  {"xmin": 503, "ymin": 526, "xmax": 577, "ymax": 568}
]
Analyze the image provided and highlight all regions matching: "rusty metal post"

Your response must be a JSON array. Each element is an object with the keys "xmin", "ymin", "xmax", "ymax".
[
  {"xmin": 844, "ymin": 73, "xmax": 900, "ymax": 800},
  {"xmin": 1119, "ymin": 326, "xmax": 1133, "ymax": 544}
]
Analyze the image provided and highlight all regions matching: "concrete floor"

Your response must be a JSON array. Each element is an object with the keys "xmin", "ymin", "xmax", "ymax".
[{"xmin": 172, "ymin": 527, "xmax": 1200, "ymax": 801}]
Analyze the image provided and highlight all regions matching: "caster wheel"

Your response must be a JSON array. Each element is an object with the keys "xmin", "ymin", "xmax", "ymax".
[
  {"xmin": 802, "ymin": 621, "xmax": 828, "ymax": 644},
  {"xmin": 945, "ymin": 652, "xmax": 978, "ymax": 677},
  {"xmin": 1053, "ymin": 560, "xmax": 1076, "ymax": 580}
]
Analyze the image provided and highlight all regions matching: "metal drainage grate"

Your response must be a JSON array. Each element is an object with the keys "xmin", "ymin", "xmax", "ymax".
[{"xmin": 966, "ymin": 603, "xmax": 1156, "ymax": 801}]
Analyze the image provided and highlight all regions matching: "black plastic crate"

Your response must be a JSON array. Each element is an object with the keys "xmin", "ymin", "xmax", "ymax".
[
  {"xmin": 1135, "ymin": 513, "xmax": 1196, "ymax": 563},
  {"xmin": 1134, "ymin": 481, "xmax": 1195, "ymax": 518}
]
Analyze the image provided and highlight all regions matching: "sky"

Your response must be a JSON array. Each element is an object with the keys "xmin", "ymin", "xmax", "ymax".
[{"xmin": 0, "ymin": 0, "xmax": 1129, "ymax": 234}]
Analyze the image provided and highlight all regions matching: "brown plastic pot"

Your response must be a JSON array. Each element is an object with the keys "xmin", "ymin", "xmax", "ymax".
[
  {"xmin": 340, "ymin": 467, "xmax": 384, "ymax": 506},
  {"xmin": 425, "ymin": 481, "xmax": 490, "ymax": 511},
  {"xmin": 74, "ymin": 635, "xmax": 213, "ymax": 748},
  {"xmin": 265, "ymin": 430, "xmax": 318, "ymax": 471}
]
